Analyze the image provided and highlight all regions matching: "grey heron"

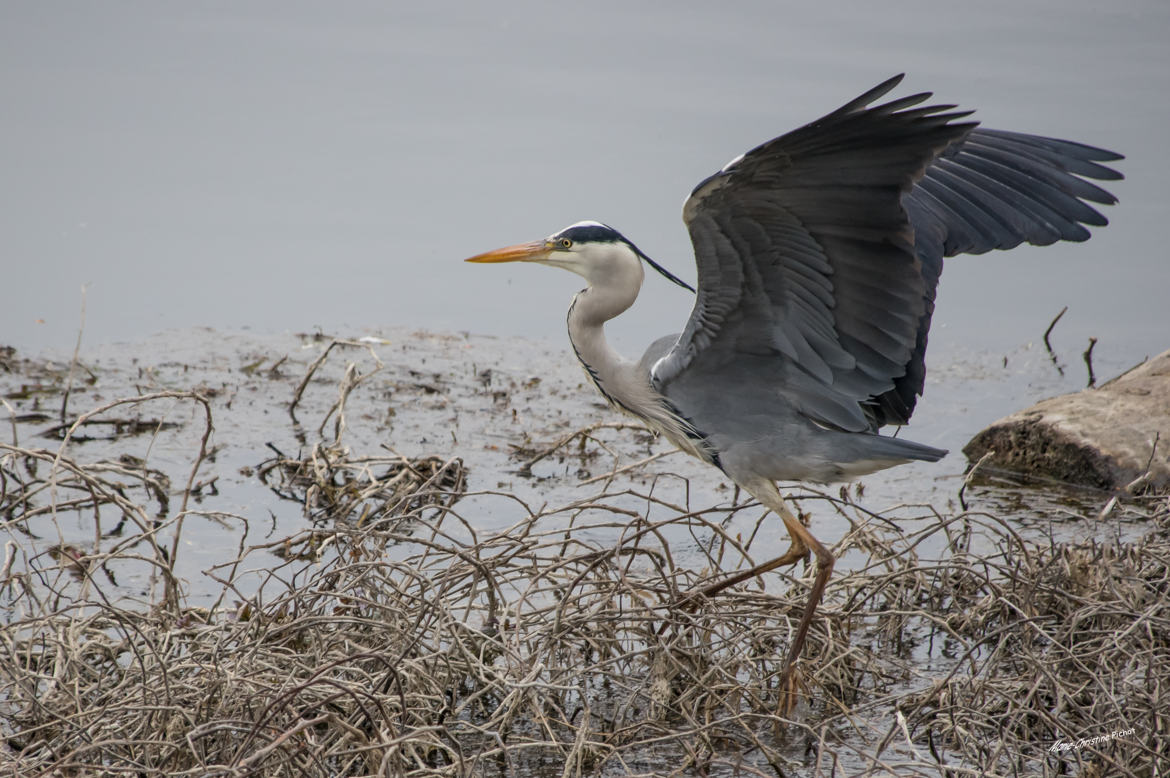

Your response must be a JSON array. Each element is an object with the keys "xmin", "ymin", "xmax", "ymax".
[{"xmin": 465, "ymin": 74, "xmax": 1121, "ymax": 708}]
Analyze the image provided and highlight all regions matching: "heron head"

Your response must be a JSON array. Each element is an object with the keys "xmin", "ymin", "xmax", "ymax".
[{"xmin": 464, "ymin": 220, "xmax": 694, "ymax": 292}]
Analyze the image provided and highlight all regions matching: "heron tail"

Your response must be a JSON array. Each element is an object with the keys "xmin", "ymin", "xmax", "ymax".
[{"xmin": 823, "ymin": 432, "xmax": 947, "ymax": 481}]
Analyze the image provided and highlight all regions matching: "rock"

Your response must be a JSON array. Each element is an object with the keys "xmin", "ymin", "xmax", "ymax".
[{"xmin": 963, "ymin": 350, "xmax": 1170, "ymax": 493}]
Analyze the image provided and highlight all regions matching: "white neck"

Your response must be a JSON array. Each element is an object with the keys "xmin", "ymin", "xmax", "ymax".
[
  {"xmin": 565, "ymin": 268, "xmax": 708, "ymax": 462},
  {"xmin": 567, "ymin": 276, "xmax": 641, "ymax": 409}
]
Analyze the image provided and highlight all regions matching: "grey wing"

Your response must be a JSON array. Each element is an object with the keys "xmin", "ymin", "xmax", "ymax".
[
  {"xmin": 877, "ymin": 128, "xmax": 1122, "ymax": 424},
  {"xmin": 651, "ymin": 75, "xmax": 1122, "ymax": 435}
]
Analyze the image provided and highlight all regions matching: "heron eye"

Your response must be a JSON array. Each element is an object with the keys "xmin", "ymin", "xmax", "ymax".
[{"xmin": 559, "ymin": 238, "xmax": 573, "ymax": 249}]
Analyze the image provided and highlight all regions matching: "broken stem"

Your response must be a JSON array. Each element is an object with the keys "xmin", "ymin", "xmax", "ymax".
[{"xmin": 1083, "ymin": 336, "xmax": 1098, "ymax": 388}]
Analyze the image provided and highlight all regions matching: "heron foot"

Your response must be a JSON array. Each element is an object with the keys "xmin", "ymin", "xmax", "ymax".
[
  {"xmin": 778, "ymin": 661, "xmax": 806, "ymax": 716},
  {"xmin": 770, "ymin": 538, "xmax": 810, "ymax": 570},
  {"xmin": 690, "ymin": 537, "xmax": 811, "ymax": 603},
  {"xmin": 659, "ymin": 539, "xmax": 810, "ymax": 633}
]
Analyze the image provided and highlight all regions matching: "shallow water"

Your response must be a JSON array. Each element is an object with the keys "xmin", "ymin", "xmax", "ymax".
[{"xmin": 1, "ymin": 326, "xmax": 1142, "ymax": 609}]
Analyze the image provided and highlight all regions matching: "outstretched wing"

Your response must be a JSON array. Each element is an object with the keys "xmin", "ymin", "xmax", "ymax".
[
  {"xmin": 650, "ymin": 75, "xmax": 1122, "ymax": 434},
  {"xmin": 884, "ymin": 128, "xmax": 1122, "ymax": 423}
]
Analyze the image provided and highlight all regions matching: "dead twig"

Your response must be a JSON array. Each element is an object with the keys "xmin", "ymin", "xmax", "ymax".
[
  {"xmin": 1084, "ymin": 336, "xmax": 1098, "ymax": 388},
  {"xmin": 59, "ymin": 284, "xmax": 87, "ymax": 426},
  {"xmin": 1043, "ymin": 304, "xmax": 1068, "ymax": 375},
  {"xmin": 514, "ymin": 421, "xmax": 650, "ymax": 476},
  {"xmin": 289, "ymin": 339, "xmax": 383, "ymax": 424}
]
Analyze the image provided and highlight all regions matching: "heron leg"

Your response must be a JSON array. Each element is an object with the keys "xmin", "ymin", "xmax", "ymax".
[
  {"xmin": 694, "ymin": 481, "xmax": 823, "ymax": 598},
  {"xmin": 689, "ymin": 479, "xmax": 835, "ymax": 713},
  {"xmin": 772, "ymin": 495, "xmax": 835, "ymax": 714}
]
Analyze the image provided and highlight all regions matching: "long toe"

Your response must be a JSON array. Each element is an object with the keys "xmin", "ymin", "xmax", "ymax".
[
  {"xmin": 778, "ymin": 663, "xmax": 806, "ymax": 716},
  {"xmin": 772, "ymin": 540, "xmax": 810, "ymax": 569}
]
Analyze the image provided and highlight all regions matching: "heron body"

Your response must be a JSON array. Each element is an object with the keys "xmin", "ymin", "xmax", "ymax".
[{"xmin": 465, "ymin": 75, "xmax": 1121, "ymax": 709}]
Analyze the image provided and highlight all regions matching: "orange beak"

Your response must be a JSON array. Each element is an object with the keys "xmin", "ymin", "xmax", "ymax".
[{"xmin": 463, "ymin": 240, "xmax": 551, "ymax": 264}]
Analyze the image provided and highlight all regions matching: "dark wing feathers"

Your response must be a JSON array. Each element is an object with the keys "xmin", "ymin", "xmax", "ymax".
[
  {"xmin": 652, "ymin": 75, "xmax": 1122, "ymax": 433},
  {"xmin": 909, "ymin": 129, "xmax": 1120, "ymax": 257},
  {"xmin": 884, "ymin": 128, "xmax": 1122, "ymax": 422}
]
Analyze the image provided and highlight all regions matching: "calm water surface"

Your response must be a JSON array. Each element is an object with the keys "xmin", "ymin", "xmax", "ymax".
[{"xmin": 2, "ymin": 1, "xmax": 1167, "ymax": 374}]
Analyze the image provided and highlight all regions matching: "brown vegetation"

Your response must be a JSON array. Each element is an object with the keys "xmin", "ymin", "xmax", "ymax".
[{"xmin": 1, "ymin": 341, "xmax": 1166, "ymax": 776}]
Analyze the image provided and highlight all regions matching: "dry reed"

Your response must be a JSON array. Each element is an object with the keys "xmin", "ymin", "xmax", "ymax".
[{"xmin": 1, "ymin": 345, "xmax": 1166, "ymax": 777}]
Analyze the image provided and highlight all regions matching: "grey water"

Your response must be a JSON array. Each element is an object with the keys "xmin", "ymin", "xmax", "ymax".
[{"xmin": 1, "ymin": 1, "xmax": 1166, "ymax": 377}]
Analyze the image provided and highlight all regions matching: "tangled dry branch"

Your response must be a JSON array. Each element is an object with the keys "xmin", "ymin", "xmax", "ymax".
[{"xmin": 1, "ymin": 349, "xmax": 1167, "ymax": 776}]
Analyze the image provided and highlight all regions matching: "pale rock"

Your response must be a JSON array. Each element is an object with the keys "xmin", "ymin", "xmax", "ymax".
[{"xmin": 963, "ymin": 350, "xmax": 1170, "ymax": 493}]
